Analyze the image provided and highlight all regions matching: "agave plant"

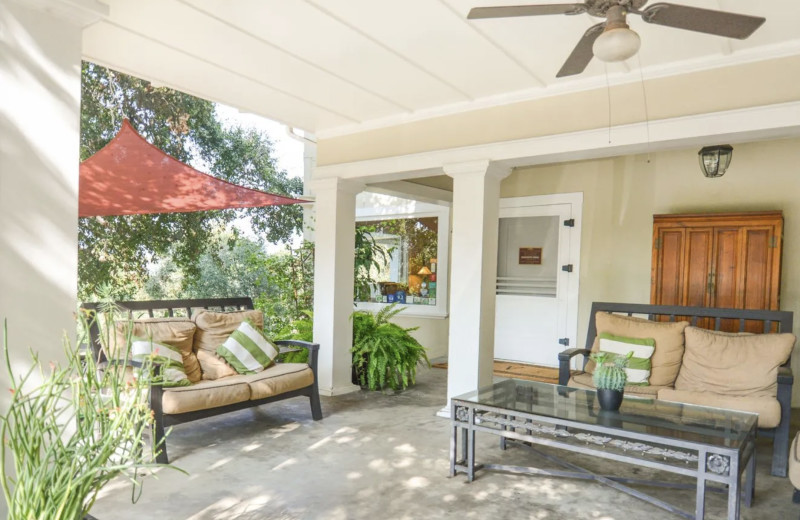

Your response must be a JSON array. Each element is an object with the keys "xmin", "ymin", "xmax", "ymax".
[{"xmin": 351, "ymin": 304, "xmax": 430, "ymax": 391}]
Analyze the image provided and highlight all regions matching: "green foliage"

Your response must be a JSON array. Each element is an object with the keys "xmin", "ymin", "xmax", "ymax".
[
  {"xmin": 0, "ymin": 316, "xmax": 177, "ymax": 519},
  {"xmin": 145, "ymin": 230, "xmax": 272, "ymax": 300},
  {"xmin": 273, "ymin": 310, "xmax": 313, "ymax": 364},
  {"xmin": 254, "ymin": 241, "xmax": 315, "ymax": 336},
  {"xmin": 351, "ymin": 304, "xmax": 430, "ymax": 391},
  {"xmin": 79, "ymin": 62, "xmax": 302, "ymax": 300},
  {"xmin": 590, "ymin": 351, "xmax": 633, "ymax": 391},
  {"xmin": 354, "ymin": 226, "xmax": 389, "ymax": 301}
]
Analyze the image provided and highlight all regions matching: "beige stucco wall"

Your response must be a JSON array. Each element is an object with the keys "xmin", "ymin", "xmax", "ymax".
[
  {"xmin": 503, "ymin": 136, "xmax": 800, "ymax": 401},
  {"xmin": 318, "ymin": 55, "xmax": 800, "ymax": 166}
]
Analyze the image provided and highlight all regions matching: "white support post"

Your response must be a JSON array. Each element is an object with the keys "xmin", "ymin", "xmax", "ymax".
[
  {"xmin": 0, "ymin": 2, "xmax": 106, "ymax": 516},
  {"xmin": 0, "ymin": 3, "xmax": 104, "ymax": 371},
  {"xmin": 441, "ymin": 160, "xmax": 511, "ymax": 415},
  {"xmin": 309, "ymin": 177, "xmax": 364, "ymax": 396}
]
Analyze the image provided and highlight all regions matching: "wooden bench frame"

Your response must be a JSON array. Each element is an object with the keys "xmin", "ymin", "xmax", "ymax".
[
  {"xmin": 557, "ymin": 302, "xmax": 794, "ymax": 477},
  {"xmin": 80, "ymin": 297, "xmax": 322, "ymax": 464}
]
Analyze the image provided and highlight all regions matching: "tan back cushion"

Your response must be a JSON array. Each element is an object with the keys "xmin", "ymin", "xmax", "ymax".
[
  {"xmin": 586, "ymin": 312, "xmax": 689, "ymax": 387},
  {"xmin": 112, "ymin": 318, "xmax": 201, "ymax": 383},
  {"xmin": 192, "ymin": 310, "xmax": 264, "ymax": 379},
  {"xmin": 674, "ymin": 326, "xmax": 795, "ymax": 398}
]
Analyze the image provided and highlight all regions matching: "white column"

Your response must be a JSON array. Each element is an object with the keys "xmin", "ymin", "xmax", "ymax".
[
  {"xmin": 309, "ymin": 177, "xmax": 364, "ymax": 396},
  {"xmin": 442, "ymin": 160, "xmax": 511, "ymax": 412},
  {"xmin": 0, "ymin": 3, "xmax": 104, "ymax": 366},
  {"xmin": 0, "ymin": 2, "xmax": 105, "ymax": 516}
]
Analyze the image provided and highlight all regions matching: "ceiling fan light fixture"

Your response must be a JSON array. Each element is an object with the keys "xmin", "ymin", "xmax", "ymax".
[{"xmin": 593, "ymin": 26, "xmax": 641, "ymax": 62}]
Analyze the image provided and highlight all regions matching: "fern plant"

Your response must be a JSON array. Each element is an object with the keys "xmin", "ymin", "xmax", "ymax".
[{"xmin": 351, "ymin": 304, "xmax": 430, "ymax": 391}]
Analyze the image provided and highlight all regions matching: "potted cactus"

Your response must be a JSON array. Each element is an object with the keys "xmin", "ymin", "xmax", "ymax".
[{"xmin": 590, "ymin": 351, "xmax": 633, "ymax": 411}]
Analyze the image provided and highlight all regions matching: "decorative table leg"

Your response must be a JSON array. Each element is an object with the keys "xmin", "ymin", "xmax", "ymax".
[
  {"xmin": 695, "ymin": 474, "xmax": 706, "ymax": 519},
  {"xmin": 727, "ymin": 456, "xmax": 740, "ymax": 520},
  {"xmin": 449, "ymin": 420, "xmax": 458, "ymax": 477},
  {"xmin": 500, "ymin": 414, "xmax": 507, "ymax": 451},
  {"xmin": 744, "ymin": 450, "xmax": 755, "ymax": 508},
  {"xmin": 467, "ymin": 407, "xmax": 476, "ymax": 482}
]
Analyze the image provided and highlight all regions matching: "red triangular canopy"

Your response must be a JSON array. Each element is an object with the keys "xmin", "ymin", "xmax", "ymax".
[{"xmin": 79, "ymin": 120, "xmax": 304, "ymax": 217}]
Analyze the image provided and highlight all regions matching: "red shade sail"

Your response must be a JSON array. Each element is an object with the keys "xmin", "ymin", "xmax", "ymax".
[{"xmin": 79, "ymin": 120, "xmax": 304, "ymax": 217}]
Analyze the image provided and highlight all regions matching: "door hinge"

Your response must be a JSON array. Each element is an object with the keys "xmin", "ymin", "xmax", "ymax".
[
  {"xmin": 563, "ymin": 218, "xmax": 575, "ymax": 227},
  {"xmin": 561, "ymin": 264, "xmax": 573, "ymax": 272},
  {"xmin": 654, "ymin": 237, "xmax": 661, "ymax": 250},
  {"xmin": 558, "ymin": 337, "xmax": 570, "ymax": 346},
  {"xmin": 770, "ymin": 235, "xmax": 778, "ymax": 248}
]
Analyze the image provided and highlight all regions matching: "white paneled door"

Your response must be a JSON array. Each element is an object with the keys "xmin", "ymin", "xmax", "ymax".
[{"xmin": 494, "ymin": 194, "xmax": 581, "ymax": 367}]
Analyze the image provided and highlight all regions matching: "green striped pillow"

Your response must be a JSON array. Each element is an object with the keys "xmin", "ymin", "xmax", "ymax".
[
  {"xmin": 216, "ymin": 319, "xmax": 279, "ymax": 375},
  {"xmin": 130, "ymin": 337, "xmax": 192, "ymax": 387},
  {"xmin": 598, "ymin": 332, "xmax": 655, "ymax": 386}
]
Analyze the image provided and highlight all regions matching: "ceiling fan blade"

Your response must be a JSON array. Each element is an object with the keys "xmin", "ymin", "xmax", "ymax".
[
  {"xmin": 468, "ymin": 4, "xmax": 586, "ymax": 19},
  {"xmin": 556, "ymin": 23, "xmax": 604, "ymax": 78},
  {"xmin": 640, "ymin": 3, "xmax": 765, "ymax": 39}
]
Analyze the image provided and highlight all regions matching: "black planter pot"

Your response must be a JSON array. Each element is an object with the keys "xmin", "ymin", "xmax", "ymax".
[{"xmin": 596, "ymin": 388, "xmax": 624, "ymax": 411}]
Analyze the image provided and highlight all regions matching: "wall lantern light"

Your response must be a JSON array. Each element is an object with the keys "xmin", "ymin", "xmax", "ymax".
[{"xmin": 698, "ymin": 145, "xmax": 733, "ymax": 178}]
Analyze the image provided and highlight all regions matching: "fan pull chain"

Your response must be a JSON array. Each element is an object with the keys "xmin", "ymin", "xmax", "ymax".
[
  {"xmin": 604, "ymin": 63, "xmax": 612, "ymax": 144},
  {"xmin": 637, "ymin": 54, "xmax": 652, "ymax": 163}
]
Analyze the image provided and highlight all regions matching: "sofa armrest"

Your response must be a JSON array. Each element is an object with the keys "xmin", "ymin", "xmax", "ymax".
[
  {"xmin": 558, "ymin": 348, "xmax": 591, "ymax": 386},
  {"xmin": 274, "ymin": 340, "xmax": 320, "ymax": 380},
  {"xmin": 779, "ymin": 365, "xmax": 794, "ymax": 386}
]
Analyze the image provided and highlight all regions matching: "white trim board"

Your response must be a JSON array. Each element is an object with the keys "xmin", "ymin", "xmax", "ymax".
[{"xmin": 314, "ymin": 101, "xmax": 800, "ymax": 182}]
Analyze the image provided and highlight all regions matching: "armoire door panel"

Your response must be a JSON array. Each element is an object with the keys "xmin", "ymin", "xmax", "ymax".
[
  {"xmin": 653, "ymin": 229, "xmax": 684, "ymax": 305},
  {"xmin": 684, "ymin": 228, "xmax": 713, "ymax": 307},
  {"xmin": 740, "ymin": 227, "xmax": 772, "ymax": 311},
  {"xmin": 712, "ymin": 228, "xmax": 740, "ymax": 310}
]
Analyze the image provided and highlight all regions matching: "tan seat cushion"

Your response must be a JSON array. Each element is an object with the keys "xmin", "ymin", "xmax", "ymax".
[
  {"xmin": 657, "ymin": 388, "xmax": 778, "ymax": 428},
  {"xmin": 568, "ymin": 372, "xmax": 668, "ymax": 397},
  {"xmin": 790, "ymin": 433, "xmax": 800, "ymax": 489},
  {"xmin": 675, "ymin": 327, "xmax": 795, "ymax": 398},
  {"xmin": 192, "ymin": 310, "xmax": 264, "ymax": 378},
  {"xmin": 161, "ymin": 378, "xmax": 251, "ymax": 414},
  {"xmin": 586, "ymin": 312, "xmax": 689, "ymax": 387},
  {"xmin": 245, "ymin": 363, "xmax": 314, "ymax": 400},
  {"xmin": 113, "ymin": 318, "xmax": 201, "ymax": 383}
]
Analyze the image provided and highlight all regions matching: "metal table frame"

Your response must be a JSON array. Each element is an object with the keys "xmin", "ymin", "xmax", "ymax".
[{"xmin": 450, "ymin": 384, "xmax": 757, "ymax": 520}]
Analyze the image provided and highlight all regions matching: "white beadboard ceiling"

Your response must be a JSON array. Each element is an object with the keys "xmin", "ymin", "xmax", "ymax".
[{"xmin": 82, "ymin": 0, "xmax": 800, "ymax": 138}]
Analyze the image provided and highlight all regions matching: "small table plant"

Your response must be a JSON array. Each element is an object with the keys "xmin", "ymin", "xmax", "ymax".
[{"xmin": 591, "ymin": 351, "xmax": 633, "ymax": 411}]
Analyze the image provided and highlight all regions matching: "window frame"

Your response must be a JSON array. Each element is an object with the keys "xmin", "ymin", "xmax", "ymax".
[{"xmin": 355, "ymin": 201, "xmax": 449, "ymax": 318}]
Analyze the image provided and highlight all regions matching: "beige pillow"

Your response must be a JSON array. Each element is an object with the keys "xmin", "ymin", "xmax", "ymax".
[
  {"xmin": 674, "ymin": 326, "xmax": 795, "ymax": 398},
  {"xmin": 196, "ymin": 349, "xmax": 237, "ymax": 380},
  {"xmin": 192, "ymin": 309, "xmax": 264, "ymax": 379},
  {"xmin": 112, "ymin": 318, "xmax": 201, "ymax": 383},
  {"xmin": 586, "ymin": 312, "xmax": 689, "ymax": 387}
]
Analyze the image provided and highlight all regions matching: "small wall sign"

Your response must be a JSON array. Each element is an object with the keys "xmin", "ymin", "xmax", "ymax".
[{"xmin": 519, "ymin": 247, "xmax": 542, "ymax": 265}]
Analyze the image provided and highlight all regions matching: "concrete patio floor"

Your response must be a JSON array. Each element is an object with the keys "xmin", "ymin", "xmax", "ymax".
[{"xmin": 92, "ymin": 366, "xmax": 799, "ymax": 519}]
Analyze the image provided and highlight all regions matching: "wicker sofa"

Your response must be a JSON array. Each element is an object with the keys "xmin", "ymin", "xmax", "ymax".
[
  {"xmin": 558, "ymin": 302, "xmax": 795, "ymax": 477},
  {"xmin": 81, "ymin": 297, "xmax": 322, "ymax": 464}
]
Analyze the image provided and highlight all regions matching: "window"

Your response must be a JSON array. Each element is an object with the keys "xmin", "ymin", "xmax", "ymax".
[{"xmin": 355, "ymin": 197, "xmax": 449, "ymax": 317}]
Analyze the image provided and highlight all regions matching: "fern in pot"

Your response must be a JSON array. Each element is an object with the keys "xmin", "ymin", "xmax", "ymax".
[
  {"xmin": 590, "ymin": 351, "xmax": 632, "ymax": 411},
  {"xmin": 351, "ymin": 304, "xmax": 430, "ymax": 391}
]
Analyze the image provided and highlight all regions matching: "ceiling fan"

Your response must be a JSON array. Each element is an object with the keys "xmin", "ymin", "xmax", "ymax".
[{"xmin": 467, "ymin": 1, "xmax": 765, "ymax": 77}]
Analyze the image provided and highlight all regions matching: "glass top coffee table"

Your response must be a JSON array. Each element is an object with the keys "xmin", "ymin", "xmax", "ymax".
[{"xmin": 450, "ymin": 379, "xmax": 758, "ymax": 520}]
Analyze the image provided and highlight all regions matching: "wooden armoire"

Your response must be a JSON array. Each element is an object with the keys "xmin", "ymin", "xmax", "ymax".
[{"xmin": 650, "ymin": 211, "xmax": 783, "ymax": 314}]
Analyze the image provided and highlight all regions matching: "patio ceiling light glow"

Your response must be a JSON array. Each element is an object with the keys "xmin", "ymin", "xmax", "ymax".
[{"xmin": 698, "ymin": 145, "xmax": 734, "ymax": 178}]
